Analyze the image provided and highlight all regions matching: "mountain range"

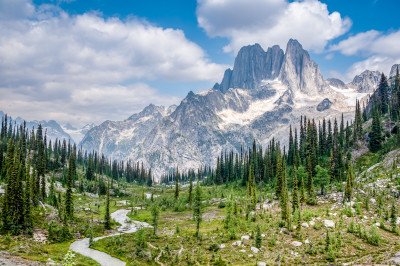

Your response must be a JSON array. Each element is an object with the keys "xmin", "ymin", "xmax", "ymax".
[
  {"xmin": 3, "ymin": 39, "xmax": 396, "ymax": 179},
  {"xmin": 0, "ymin": 111, "xmax": 94, "ymax": 144},
  {"xmin": 78, "ymin": 39, "xmax": 396, "ymax": 179}
]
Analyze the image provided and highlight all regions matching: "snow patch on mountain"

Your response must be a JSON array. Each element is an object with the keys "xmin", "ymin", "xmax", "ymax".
[
  {"xmin": 62, "ymin": 123, "xmax": 95, "ymax": 144},
  {"xmin": 217, "ymin": 80, "xmax": 287, "ymax": 128}
]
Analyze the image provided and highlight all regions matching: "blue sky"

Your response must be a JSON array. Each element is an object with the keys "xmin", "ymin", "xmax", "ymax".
[
  {"xmin": 33, "ymin": 0, "xmax": 399, "ymax": 76},
  {"xmin": 1, "ymin": 0, "xmax": 400, "ymax": 126}
]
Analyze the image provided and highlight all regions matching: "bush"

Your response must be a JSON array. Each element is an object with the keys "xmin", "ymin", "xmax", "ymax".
[
  {"xmin": 208, "ymin": 243, "xmax": 220, "ymax": 252},
  {"xmin": 218, "ymin": 201, "xmax": 226, "ymax": 209},
  {"xmin": 47, "ymin": 222, "xmax": 72, "ymax": 243},
  {"xmin": 367, "ymin": 226, "xmax": 381, "ymax": 246}
]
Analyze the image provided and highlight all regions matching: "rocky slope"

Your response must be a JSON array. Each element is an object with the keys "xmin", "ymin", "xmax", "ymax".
[{"xmin": 80, "ymin": 39, "xmax": 398, "ymax": 179}]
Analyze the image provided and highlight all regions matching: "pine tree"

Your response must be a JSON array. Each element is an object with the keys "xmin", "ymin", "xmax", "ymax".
[
  {"xmin": 65, "ymin": 154, "xmax": 75, "ymax": 220},
  {"xmin": 188, "ymin": 171, "xmax": 193, "ymax": 207},
  {"xmin": 104, "ymin": 183, "xmax": 111, "ymax": 230},
  {"xmin": 280, "ymin": 158, "xmax": 290, "ymax": 229},
  {"xmin": 24, "ymin": 159, "xmax": 33, "ymax": 234},
  {"xmin": 276, "ymin": 153, "xmax": 284, "ymax": 199},
  {"xmin": 344, "ymin": 161, "xmax": 354, "ymax": 202},
  {"xmin": 369, "ymin": 107, "xmax": 383, "ymax": 153},
  {"xmin": 378, "ymin": 73, "xmax": 389, "ymax": 114},
  {"xmin": 390, "ymin": 201, "xmax": 397, "ymax": 233},
  {"xmin": 316, "ymin": 165, "xmax": 329, "ymax": 196},
  {"xmin": 298, "ymin": 166, "xmax": 307, "ymax": 205},
  {"xmin": 292, "ymin": 168, "xmax": 299, "ymax": 214},
  {"xmin": 247, "ymin": 163, "xmax": 257, "ymax": 210},
  {"xmin": 151, "ymin": 204, "xmax": 160, "ymax": 235},
  {"xmin": 255, "ymin": 225, "xmax": 262, "ymax": 248},
  {"xmin": 174, "ymin": 168, "xmax": 179, "ymax": 200},
  {"xmin": 193, "ymin": 181, "xmax": 202, "ymax": 239}
]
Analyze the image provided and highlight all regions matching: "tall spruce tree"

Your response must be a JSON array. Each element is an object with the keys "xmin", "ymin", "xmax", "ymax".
[
  {"xmin": 378, "ymin": 73, "xmax": 389, "ymax": 114},
  {"xmin": 193, "ymin": 181, "xmax": 202, "ymax": 239},
  {"xmin": 369, "ymin": 107, "xmax": 383, "ymax": 153},
  {"xmin": 65, "ymin": 153, "xmax": 75, "ymax": 220},
  {"xmin": 292, "ymin": 168, "xmax": 299, "ymax": 214},
  {"xmin": 344, "ymin": 160, "xmax": 354, "ymax": 202},
  {"xmin": 247, "ymin": 163, "xmax": 257, "ymax": 210},
  {"xmin": 174, "ymin": 168, "xmax": 179, "ymax": 200},
  {"xmin": 104, "ymin": 182, "xmax": 111, "ymax": 230}
]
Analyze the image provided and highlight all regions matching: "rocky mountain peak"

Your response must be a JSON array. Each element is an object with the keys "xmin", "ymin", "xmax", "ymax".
[
  {"xmin": 327, "ymin": 78, "xmax": 347, "ymax": 89},
  {"xmin": 390, "ymin": 64, "xmax": 400, "ymax": 78},
  {"xmin": 279, "ymin": 39, "xmax": 326, "ymax": 95},
  {"xmin": 215, "ymin": 43, "xmax": 284, "ymax": 92},
  {"xmin": 348, "ymin": 70, "xmax": 380, "ymax": 93},
  {"xmin": 128, "ymin": 104, "xmax": 167, "ymax": 122}
]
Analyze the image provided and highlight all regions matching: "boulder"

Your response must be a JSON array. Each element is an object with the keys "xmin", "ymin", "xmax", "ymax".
[
  {"xmin": 323, "ymin": 220, "xmax": 335, "ymax": 228},
  {"xmin": 251, "ymin": 247, "xmax": 260, "ymax": 254},
  {"xmin": 291, "ymin": 241, "xmax": 302, "ymax": 247},
  {"xmin": 232, "ymin": 241, "xmax": 242, "ymax": 246}
]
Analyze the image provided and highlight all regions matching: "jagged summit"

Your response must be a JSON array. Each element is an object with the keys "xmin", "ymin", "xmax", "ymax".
[
  {"xmin": 214, "ymin": 43, "xmax": 284, "ymax": 92},
  {"xmin": 348, "ymin": 70, "xmax": 381, "ymax": 93},
  {"xmin": 390, "ymin": 64, "xmax": 400, "ymax": 78},
  {"xmin": 214, "ymin": 39, "xmax": 325, "ymax": 96},
  {"xmin": 279, "ymin": 39, "xmax": 326, "ymax": 95}
]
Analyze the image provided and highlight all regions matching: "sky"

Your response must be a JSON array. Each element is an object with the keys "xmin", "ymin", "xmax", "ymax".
[{"xmin": 0, "ymin": 0, "xmax": 399, "ymax": 127}]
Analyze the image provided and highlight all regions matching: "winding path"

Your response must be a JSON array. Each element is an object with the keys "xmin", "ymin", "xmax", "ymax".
[{"xmin": 70, "ymin": 209, "xmax": 151, "ymax": 266}]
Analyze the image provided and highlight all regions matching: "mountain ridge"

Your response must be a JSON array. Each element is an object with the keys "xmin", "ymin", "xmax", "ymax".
[{"xmin": 76, "ymin": 39, "xmax": 399, "ymax": 179}]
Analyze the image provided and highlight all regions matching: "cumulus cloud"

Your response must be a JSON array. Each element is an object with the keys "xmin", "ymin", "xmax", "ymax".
[
  {"xmin": 0, "ymin": 0, "xmax": 226, "ymax": 126},
  {"xmin": 330, "ymin": 30, "xmax": 400, "ymax": 78},
  {"xmin": 197, "ymin": 0, "xmax": 351, "ymax": 53}
]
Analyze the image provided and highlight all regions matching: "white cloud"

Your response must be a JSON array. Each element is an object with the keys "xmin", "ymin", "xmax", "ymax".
[
  {"xmin": 330, "ymin": 30, "xmax": 400, "ymax": 78},
  {"xmin": 197, "ymin": 0, "xmax": 351, "ymax": 53},
  {"xmin": 0, "ymin": 0, "xmax": 226, "ymax": 126}
]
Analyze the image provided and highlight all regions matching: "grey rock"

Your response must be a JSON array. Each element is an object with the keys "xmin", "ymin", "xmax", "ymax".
[
  {"xmin": 390, "ymin": 64, "xmax": 400, "ymax": 78},
  {"xmin": 279, "ymin": 39, "xmax": 327, "ymax": 95},
  {"xmin": 327, "ymin": 78, "xmax": 347, "ymax": 89},
  {"xmin": 316, "ymin": 98, "xmax": 332, "ymax": 111},
  {"xmin": 216, "ymin": 43, "xmax": 284, "ymax": 91},
  {"xmin": 348, "ymin": 70, "xmax": 380, "ymax": 93}
]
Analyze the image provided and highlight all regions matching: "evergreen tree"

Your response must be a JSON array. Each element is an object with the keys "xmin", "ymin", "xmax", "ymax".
[
  {"xmin": 151, "ymin": 203, "xmax": 160, "ymax": 235},
  {"xmin": 188, "ymin": 171, "xmax": 193, "ymax": 207},
  {"xmin": 104, "ymin": 183, "xmax": 111, "ymax": 230},
  {"xmin": 369, "ymin": 107, "xmax": 383, "ymax": 153},
  {"xmin": 255, "ymin": 225, "xmax": 262, "ymax": 248},
  {"xmin": 24, "ymin": 159, "xmax": 32, "ymax": 234},
  {"xmin": 247, "ymin": 163, "xmax": 257, "ymax": 210},
  {"xmin": 344, "ymin": 161, "xmax": 354, "ymax": 202},
  {"xmin": 280, "ymin": 158, "xmax": 290, "ymax": 229},
  {"xmin": 378, "ymin": 73, "xmax": 389, "ymax": 114},
  {"xmin": 298, "ymin": 166, "xmax": 307, "ymax": 205},
  {"xmin": 65, "ymin": 153, "xmax": 75, "ymax": 220},
  {"xmin": 193, "ymin": 181, "xmax": 202, "ymax": 239},
  {"xmin": 391, "ymin": 200, "xmax": 397, "ymax": 233},
  {"xmin": 174, "ymin": 169, "xmax": 179, "ymax": 200},
  {"xmin": 275, "ymin": 153, "xmax": 284, "ymax": 199},
  {"xmin": 292, "ymin": 168, "xmax": 299, "ymax": 214},
  {"xmin": 316, "ymin": 165, "xmax": 329, "ymax": 196}
]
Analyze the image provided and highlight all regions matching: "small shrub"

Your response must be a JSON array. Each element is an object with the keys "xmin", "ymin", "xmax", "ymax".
[
  {"xmin": 218, "ymin": 201, "xmax": 226, "ymax": 209},
  {"xmin": 208, "ymin": 243, "xmax": 220, "ymax": 252},
  {"xmin": 367, "ymin": 226, "xmax": 381, "ymax": 246}
]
